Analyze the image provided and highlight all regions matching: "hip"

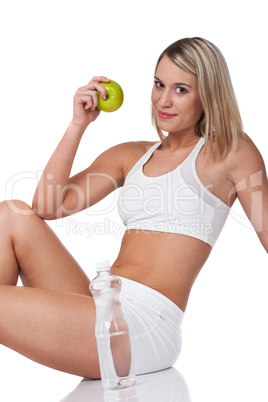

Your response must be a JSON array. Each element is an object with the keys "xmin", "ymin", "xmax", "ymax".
[{"xmin": 119, "ymin": 276, "xmax": 184, "ymax": 374}]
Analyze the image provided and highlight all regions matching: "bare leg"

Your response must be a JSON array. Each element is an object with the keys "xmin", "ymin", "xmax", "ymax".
[
  {"xmin": 0, "ymin": 200, "xmax": 100, "ymax": 378},
  {"xmin": 0, "ymin": 200, "xmax": 90, "ymax": 293},
  {"xmin": 0, "ymin": 285, "xmax": 100, "ymax": 377}
]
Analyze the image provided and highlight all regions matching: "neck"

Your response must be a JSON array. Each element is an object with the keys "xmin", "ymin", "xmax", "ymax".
[{"xmin": 164, "ymin": 132, "xmax": 200, "ymax": 151}]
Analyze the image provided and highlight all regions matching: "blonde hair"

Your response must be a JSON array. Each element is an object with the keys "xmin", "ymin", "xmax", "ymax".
[{"xmin": 152, "ymin": 37, "xmax": 244, "ymax": 159}]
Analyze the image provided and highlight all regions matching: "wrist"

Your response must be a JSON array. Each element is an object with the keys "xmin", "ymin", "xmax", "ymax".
[{"xmin": 69, "ymin": 120, "xmax": 89, "ymax": 134}]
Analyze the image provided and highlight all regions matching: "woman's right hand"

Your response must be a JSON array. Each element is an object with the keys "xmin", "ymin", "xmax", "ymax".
[{"xmin": 72, "ymin": 76, "xmax": 110, "ymax": 129}]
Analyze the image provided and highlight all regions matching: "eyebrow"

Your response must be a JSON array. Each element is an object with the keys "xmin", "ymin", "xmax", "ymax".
[{"xmin": 154, "ymin": 76, "xmax": 192, "ymax": 88}]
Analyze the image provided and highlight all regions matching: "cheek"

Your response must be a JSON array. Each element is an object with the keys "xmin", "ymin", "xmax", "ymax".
[
  {"xmin": 151, "ymin": 88, "xmax": 158, "ymax": 106},
  {"xmin": 195, "ymin": 102, "xmax": 204, "ymax": 121},
  {"xmin": 188, "ymin": 97, "xmax": 203, "ymax": 120},
  {"xmin": 194, "ymin": 94, "xmax": 204, "ymax": 112}
]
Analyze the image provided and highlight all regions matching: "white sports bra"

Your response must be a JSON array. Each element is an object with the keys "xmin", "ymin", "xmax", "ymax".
[{"xmin": 117, "ymin": 137, "xmax": 230, "ymax": 247}]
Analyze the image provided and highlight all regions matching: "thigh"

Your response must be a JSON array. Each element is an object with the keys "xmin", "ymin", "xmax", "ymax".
[
  {"xmin": 4, "ymin": 200, "xmax": 91, "ymax": 295},
  {"xmin": 0, "ymin": 285, "xmax": 100, "ymax": 378}
]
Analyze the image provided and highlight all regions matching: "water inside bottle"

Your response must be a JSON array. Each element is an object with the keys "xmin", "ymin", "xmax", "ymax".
[
  {"xmin": 90, "ymin": 266, "xmax": 136, "ymax": 390},
  {"xmin": 97, "ymin": 333, "xmax": 136, "ymax": 390}
]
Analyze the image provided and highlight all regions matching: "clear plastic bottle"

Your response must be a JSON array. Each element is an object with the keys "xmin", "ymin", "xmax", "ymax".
[{"xmin": 89, "ymin": 260, "xmax": 136, "ymax": 390}]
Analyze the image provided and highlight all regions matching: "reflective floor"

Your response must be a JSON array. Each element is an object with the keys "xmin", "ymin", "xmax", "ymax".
[
  {"xmin": 1, "ymin": 343, "xmax": 268, "ymax": 401},
  {"xmin": 60, "ymin": 367, "xmax": 192, "ymax": 402}
]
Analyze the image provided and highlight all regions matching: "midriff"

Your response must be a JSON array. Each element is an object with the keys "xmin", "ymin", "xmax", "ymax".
[{"xmin": 110, "ymin": 229, "xmax": 211, "ymax": 312}]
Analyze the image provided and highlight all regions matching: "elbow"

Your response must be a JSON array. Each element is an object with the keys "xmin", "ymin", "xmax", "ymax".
[
  {"xmin": 256, "ymin": 230, "xmax": 268, "ymax": 254},
  {"xmin": 31, "ymin": 199, "xmax": 57, "ymax": 220},
  {"xmin": 261, "ymin": 239, "xmax": 268, "ymax": 254},
  {"xmin": 31, "ymin": 201, "xmax": 46, "ymax": 219},
  {"xmin": 31, "ymin": 194, "xmax": 43, "ymax": 217},
  {"xmin": 31, "ymin": 198, "xmax": 41, "ymax": 217}
]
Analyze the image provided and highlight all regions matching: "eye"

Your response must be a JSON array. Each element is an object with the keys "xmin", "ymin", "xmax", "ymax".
[
  {"xmin": 154, "ymin": 80, "xmax": 164, "ymax": 89},
  {"xmin": 175, "ymin": 87, "xmax": 186, "ymax": 94}
]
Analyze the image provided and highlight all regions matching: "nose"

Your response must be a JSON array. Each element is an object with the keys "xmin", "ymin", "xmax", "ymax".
[{"xmin": 158, "ymin": 89, "xmax": 173, "ymax": 108}]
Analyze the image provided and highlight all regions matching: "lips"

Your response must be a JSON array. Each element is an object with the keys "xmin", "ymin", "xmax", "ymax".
[{"xmin": 157, "ymin": 110, "xmax": 177, "ymax": 119}]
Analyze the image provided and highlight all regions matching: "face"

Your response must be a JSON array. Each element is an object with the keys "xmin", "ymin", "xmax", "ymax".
[{"xmin": 151, "ymin": 55, "xmax": 204, "ymax": 137}]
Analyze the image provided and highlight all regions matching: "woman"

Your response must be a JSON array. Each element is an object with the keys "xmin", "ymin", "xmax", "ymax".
[{"xmin": 0, "ymin": 37, "xmax": 267, "ymax": 379}]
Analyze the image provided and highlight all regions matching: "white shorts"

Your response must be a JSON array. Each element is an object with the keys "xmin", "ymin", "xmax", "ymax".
[{"xmin": 119, "ymin": 277, "xmax": 184, "ymax": 375}]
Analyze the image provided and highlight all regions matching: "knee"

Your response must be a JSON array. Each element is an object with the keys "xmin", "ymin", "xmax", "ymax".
[{"xmin": 0, "ymin": 200, "xmax": 35, "ymax": 222}]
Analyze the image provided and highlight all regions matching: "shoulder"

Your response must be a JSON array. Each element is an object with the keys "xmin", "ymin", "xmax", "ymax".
[
  {"xmin": 112, "ymin": 140, "xmax": 158, "ymax": 154},
  {"xmin": 228, "ymin": 133, "xmax": 267, "ymax": 186},
  {"xmin": 94, "ymin": 140, "xmax": 159, "ymax": 179},
  {"xmin": 93, "ymin": 140, "xmax": 157, "ymax": 162},
  {"xmin": 234, "ymin": 133, "xmax": 264, "ymax": 161},
  {"xmin": 115, "ymin": 140, "xmax": 159, "ymax": 178}
]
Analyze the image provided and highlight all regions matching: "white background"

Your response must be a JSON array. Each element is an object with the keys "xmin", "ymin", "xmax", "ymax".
[{"xmin": 0, "ymin": 0, "xmax": 267, "ymax": 401}]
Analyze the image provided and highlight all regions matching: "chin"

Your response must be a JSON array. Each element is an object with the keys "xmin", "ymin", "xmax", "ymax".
[{"xmin": 157, "ymin": 120, "xmax": 177, "ymax": 132}]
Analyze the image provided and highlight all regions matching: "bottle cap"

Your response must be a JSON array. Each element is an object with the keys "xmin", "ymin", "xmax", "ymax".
[{"xmin": 95, "ymin": 260, "xmax": 111, "ymax": 272}]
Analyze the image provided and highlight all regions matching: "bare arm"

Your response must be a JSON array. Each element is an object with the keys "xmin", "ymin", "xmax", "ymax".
[
  {"xmin": 32, "ymin": 76, "xmax": 125, "ymax": 219},
  {"xmin": 230, "ymin": 135, "xmax": 268, "ymax": 252}
]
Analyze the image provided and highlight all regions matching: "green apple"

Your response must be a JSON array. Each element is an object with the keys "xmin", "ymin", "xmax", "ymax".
[{"xmin": 97, "ymin": 80, "xmax": 124, "ymax": 112}]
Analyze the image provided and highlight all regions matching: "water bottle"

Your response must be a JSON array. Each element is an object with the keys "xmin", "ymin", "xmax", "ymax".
[{"xmin": 89, "ymin": 260, "xmax": 136, "ymax": 390}]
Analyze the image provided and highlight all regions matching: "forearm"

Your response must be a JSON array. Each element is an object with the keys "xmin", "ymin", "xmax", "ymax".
[
  {"xmin": 32, "ymin": 122, "xmax": 86, "ymax": 218},
  {"xmin": 32, "ymin": 76, "xmax": 109, "ymax": 218}
]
